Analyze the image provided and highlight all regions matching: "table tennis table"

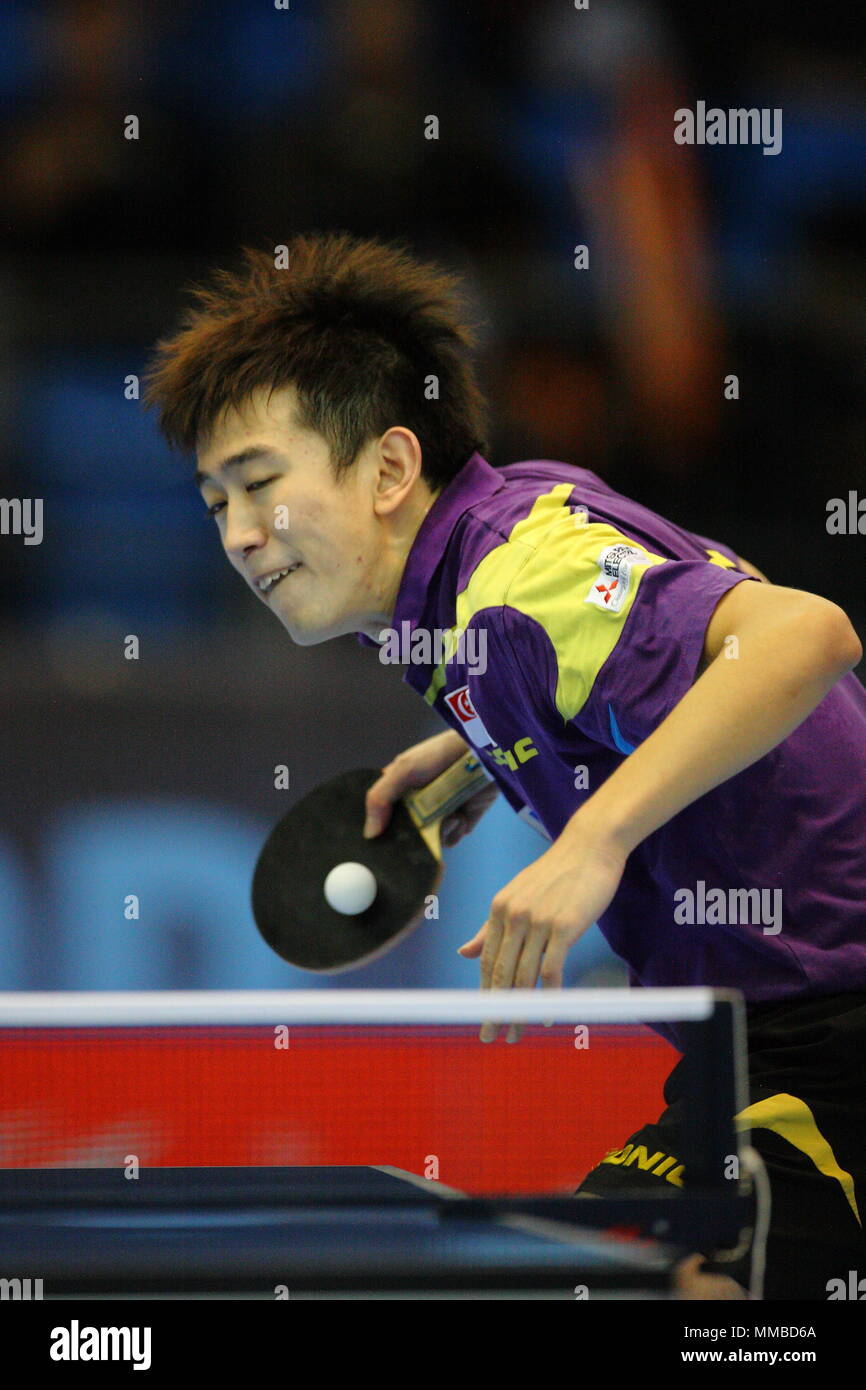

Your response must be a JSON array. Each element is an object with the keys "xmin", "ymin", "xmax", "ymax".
[{"xmin": 0, "ymin": 1164, "xmax": 683, "ymax": 1299}]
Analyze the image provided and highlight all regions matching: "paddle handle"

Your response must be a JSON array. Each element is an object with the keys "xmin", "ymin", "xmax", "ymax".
[{"xmin": 403, "ymin": 751, "xmax": 491, "ymax": 856}]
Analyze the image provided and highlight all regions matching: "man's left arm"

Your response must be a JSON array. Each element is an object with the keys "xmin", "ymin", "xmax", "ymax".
[{"xmin": 461, "ymin": 582, "xmax": 862, "ymax": 1020}]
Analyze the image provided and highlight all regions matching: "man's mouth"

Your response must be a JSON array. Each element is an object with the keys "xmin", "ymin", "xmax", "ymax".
[{"xmin": 256, "ymin": 563, "xmax": 302, "ymax": 596}]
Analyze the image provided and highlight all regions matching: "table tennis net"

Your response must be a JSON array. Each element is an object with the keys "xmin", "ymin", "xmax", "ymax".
[{"xmin": 0, "ymin": 989, "xmax": 726, "ymax": 1195}]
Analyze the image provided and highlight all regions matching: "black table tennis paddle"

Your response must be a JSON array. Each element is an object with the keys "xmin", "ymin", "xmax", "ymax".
[{"xmin": 252, "ymin": 751, "xmax": 492, "ymax": 971}]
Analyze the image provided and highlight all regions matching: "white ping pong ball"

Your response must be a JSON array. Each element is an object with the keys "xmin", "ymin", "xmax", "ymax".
[{"xmin": 324, "ymin": 861, "xmax": 378, "ymax": 916}]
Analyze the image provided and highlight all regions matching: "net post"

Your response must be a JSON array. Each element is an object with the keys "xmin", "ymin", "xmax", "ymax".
[{"xmin": 677, "ymin": 989, "xmax": 748, "ymax": 1191}]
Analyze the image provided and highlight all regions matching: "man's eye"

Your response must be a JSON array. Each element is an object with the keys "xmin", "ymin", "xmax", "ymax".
[{"xmin": 203, "ymin": 478, "xmax": 275, "ymax": 520}]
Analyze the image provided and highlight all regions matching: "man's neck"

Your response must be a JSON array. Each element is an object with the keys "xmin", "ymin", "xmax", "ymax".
[{"xmin": 358, "ymin": 487, "xmax": 441, "ymax": 641}]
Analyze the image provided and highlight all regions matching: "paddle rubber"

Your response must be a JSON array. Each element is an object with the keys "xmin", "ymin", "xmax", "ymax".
[{"xmin": 252, "ymin": 768, "xmax": 442, "ymax": 971}]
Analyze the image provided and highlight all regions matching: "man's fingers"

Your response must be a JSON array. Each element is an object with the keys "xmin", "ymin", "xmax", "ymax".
[
  {"xmin": 478, "ymin": 918, "xmax": 504, "ymax": 990},
  {"xmin": 539, "ymin": 931, "xmax": 569, "ymax": 990},
  {"xmin": 478, "ymin": 916, "xmax": 504, "ymax": 1041},
  {"xmin": 457, "ymin": 923, "xmax": 487, "ymax": 958},
  {"xmin": 440, "ymin": 813, "xmax": 464, "ymax": 847},
  {"xmin": 673, "ymin": 1254, "xmax": 748, "ymax": 1300},
  {"xmin": 481, "ymin": 915, "xmax": 530, "ymax": 1042},
  {"xmin": 505, "ymin": 932, "xmax": 550, "ymax": 1043},
  {"xmin": 364, "ymin": 737, "xmax": 462, "ymax": 837},
  {"xmin": 514, "ymin": 932, "xmax": 547, "ymax": 991},
  {"xmin": 364, "ymin": 733, "xmax": 491, "ymax": 840},
  {"xmin": 362, "ymin": 771, "xmax": 398, "ymax": 838},
  {"xmin": 489, "ymin": 925, "xmax": 527, "ymax": 992}
]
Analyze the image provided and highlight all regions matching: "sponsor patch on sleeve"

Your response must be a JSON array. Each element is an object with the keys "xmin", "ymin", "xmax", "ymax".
[{"xmin": 584, "ymin": 543, "xmax": 649, "ymax": 613}]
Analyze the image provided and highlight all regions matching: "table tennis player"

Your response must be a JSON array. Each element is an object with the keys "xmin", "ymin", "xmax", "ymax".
[{"xmin": 144, "ymin": 231, "xmax": 865, "ymax": 1300}]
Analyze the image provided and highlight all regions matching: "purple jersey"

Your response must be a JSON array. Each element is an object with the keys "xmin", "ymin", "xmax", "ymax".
[{"xmin": 359, "ymin": 453, "xmax": 866, "ymax": 1046}]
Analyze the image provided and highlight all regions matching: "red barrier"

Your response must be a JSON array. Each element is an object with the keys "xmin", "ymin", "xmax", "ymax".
[{"xmin": 0, "ymin": 1026, "xmax": 675, "ymax": 1192}]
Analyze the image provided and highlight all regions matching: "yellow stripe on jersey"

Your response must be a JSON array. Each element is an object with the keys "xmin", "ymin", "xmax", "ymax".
[
  {"xmin": 423, "ymin": 483, "xmax": 666, "ymax": 721},
  {"xmin": 705, "ymin": 548, "xmax": 738, "ymax": 570},
  {"xmin": 735, "ymin": 1094, "xmax": 861, "ymax": 1226}
]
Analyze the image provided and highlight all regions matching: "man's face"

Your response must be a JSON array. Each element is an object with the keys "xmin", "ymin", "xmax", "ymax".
[{"xmin": 195, "ymin": 386, "xmax": 425, "ymax": 645}]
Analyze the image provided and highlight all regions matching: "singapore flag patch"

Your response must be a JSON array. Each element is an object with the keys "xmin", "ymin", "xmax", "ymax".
[
  {"xmin": 444, "ymin": 685, "xmax": 493, "ymax": 747},
  {"xmin": 585, "ymin": 543, "xmax": 648, "ymax": 613}
]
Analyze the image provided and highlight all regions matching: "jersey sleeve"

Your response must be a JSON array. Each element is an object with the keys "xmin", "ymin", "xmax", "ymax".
[
  {"xmin": 499, "ymin": 519, "xmax": 756, "ymax": 755},
  {"xmin": 689, "ymin": 532, "xmax": 743, "ymax": 571}
]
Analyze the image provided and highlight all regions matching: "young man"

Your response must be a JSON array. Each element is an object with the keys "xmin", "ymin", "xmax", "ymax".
[{"xmin": 145, "ymin": 233, "xmax": 866, "ymax": 1299}]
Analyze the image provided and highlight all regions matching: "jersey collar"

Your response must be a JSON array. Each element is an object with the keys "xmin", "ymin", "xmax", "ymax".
[{"xmin": 356, "ymin": 451, "xmax": 504, "ymax": 649}]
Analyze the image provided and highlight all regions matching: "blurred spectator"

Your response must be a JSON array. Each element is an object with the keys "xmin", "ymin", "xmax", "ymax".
[
  {"xmin": 223, "ymin": 0, "xmax": 535, "ymax": 257},
  {"xmin": 0, "ymin": 0, "xmax": 219, "ymax": 254}
]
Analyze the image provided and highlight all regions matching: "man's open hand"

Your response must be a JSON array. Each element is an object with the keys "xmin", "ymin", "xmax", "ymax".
[{"xmin": 457, "ymin": 820, "xmax": 628, "ymax": 1041}]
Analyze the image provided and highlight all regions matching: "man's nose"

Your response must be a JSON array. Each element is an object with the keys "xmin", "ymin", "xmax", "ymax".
[{"xmin": 223, "ymin": 501, "xmax": 268, "ymax": 556}]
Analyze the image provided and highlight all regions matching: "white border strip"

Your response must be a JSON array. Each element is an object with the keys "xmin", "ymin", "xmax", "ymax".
[{"xmin": 0, "ymin": 988, "xmax": 714, "ymax": 1028}]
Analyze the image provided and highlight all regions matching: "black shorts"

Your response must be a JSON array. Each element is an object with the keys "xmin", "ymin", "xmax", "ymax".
[{"xmin": 575, "ymin": 992, "xmax": 866, "ymax": 1300}]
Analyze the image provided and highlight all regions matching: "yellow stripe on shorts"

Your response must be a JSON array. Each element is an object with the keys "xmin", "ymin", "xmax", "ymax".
[{"xmin": 735, "ymin": 1093, "xmax": 861, "ymax": 1226}]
